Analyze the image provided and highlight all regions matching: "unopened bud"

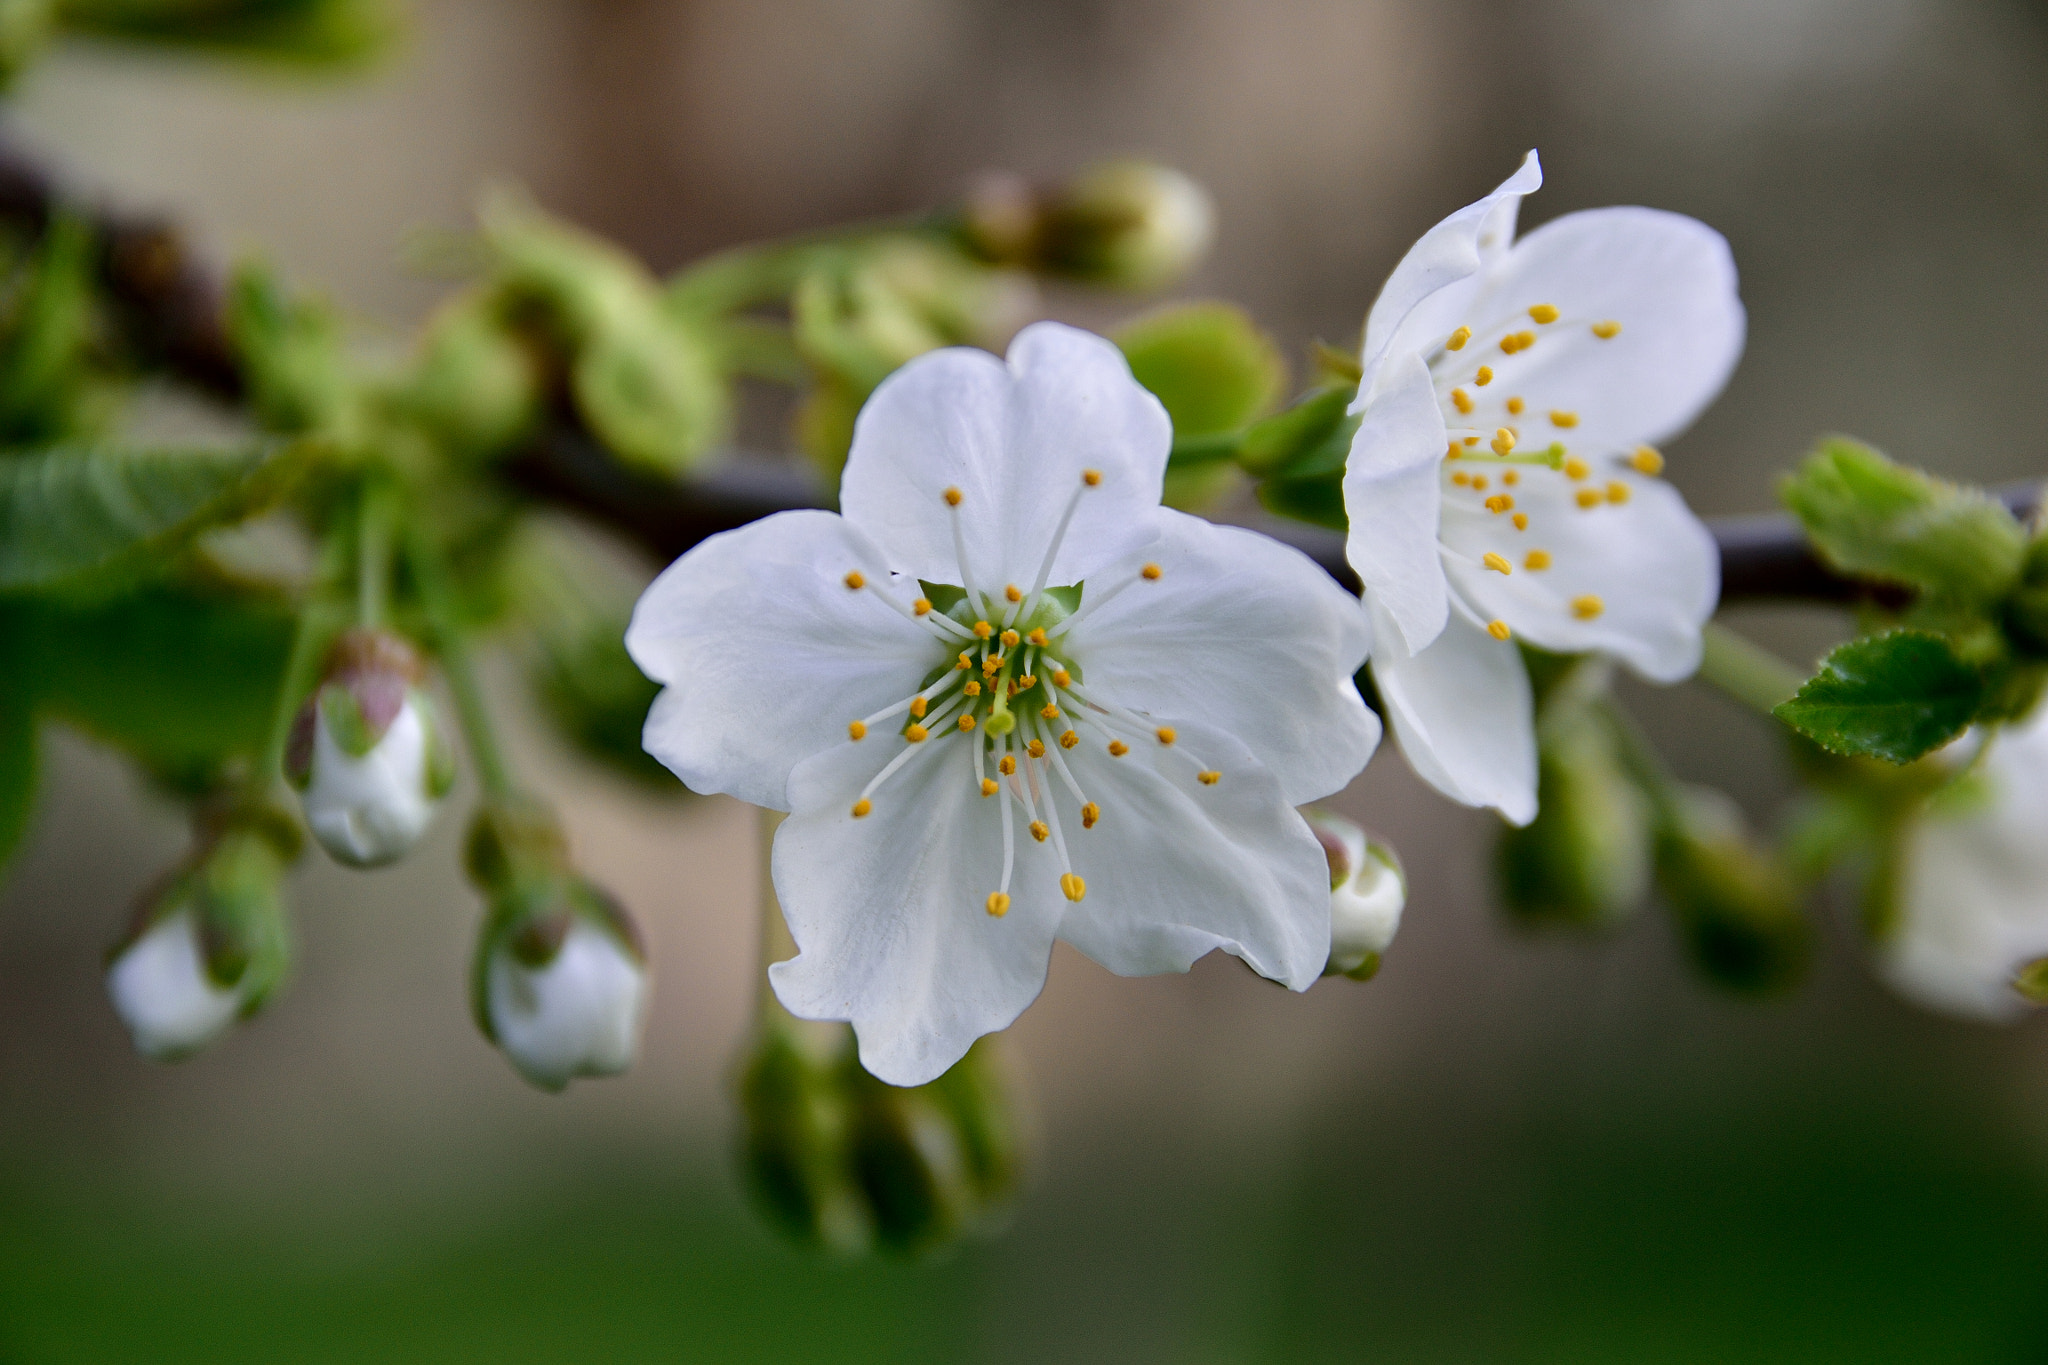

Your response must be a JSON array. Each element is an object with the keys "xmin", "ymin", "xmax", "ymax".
[
  {"xmin": 973, "ymin": 161, "xmax": 1215, "ymax": 291},
  {"xmin": 401, "ymin": 292, "xmax": 542, "ymax": 459},
  {"xmin": 1497, "ymin": 705, "xmax": 1654, "ymax": 929},
  {"xmin": 1656, "ymin": 786, "xmax": 1811, "ymax": 995},
  {"xmin": 1305, "ymin": 810, "xmax": 1404, "ymax": 980},
  {"xmin": 286, "ymin": 630, "xmax": 454, "ymax": 868}
]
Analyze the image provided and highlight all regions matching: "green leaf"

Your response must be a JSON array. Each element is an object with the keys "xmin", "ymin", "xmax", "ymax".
[
  {"xmin": 1237, "ymin": 387, "xmax": 1355, "ymax": 478},
  {"xmin": 1255, "ymin": 471, "xmax": 1347, "ymax": 532},
  {"xmin": 0, "ymin": 442, "xmax": 301, "ymax": 592},
  {"xmin": 1779, "ymin": 437, "xmax": 2025, "ymax": 603},
  {"xmin": 1115, "ymin": 302, "xmax": 1283, "ymax": 439},
  {"xmin": 0, "ymin": 213, "xmax": 100, "ymax": 445},
  {"xmin": 226, "ymin": 264, "xmax": 355, "ymax": 435},
  {"xmin": 58, "ymin": 0, "xmax": 397, "ymax": 69},
  {"xmin": 1773, "ymin": 630, "xmax": 1985, "ymax": 764}
]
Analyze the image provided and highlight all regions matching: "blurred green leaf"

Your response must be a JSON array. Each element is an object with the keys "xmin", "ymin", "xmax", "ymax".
[
  {"xmin": 0, "ymin": 213, "xmax": 100, "ymax": 445},
  {"xmin": 226, "ymin": 264, "xmax": 354, "ymax": 435},
  {"xmin": 1655, "ymin": 787, "xmax": 1811, "ymax": 996},
  {"xmin": 56, "ymin": 0, "xmax": 396, "ymax": 68},
  {"xmin": 0, "ymin": 442, "xmax": 304, "ymax": 593},
  {"xmin": 1116, "ymin": 301, "xmax": 1283, "ymax": 439},
  {"xmin": 1237, "ymin": 386, "xmax": 1355, "ymax": 479},
  {"xmin": 1780, "ymin": 437, "xmax": 2024, "ymax": 603},
  {"xmin": 1255, "ymin": 470, "xmax": 1346, "ymax": 531},
  {"xmin": 1497, "ymin": 704, "xmax": 1654, "ymax": 930},
  {"xmin": 1774, "ymin": 630, "xmax": 1985, "ymax": 764}
]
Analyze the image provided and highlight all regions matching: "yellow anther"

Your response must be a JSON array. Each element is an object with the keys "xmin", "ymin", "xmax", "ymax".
[
  {"xmin": 944, "ymin": 486, "xmax": 963, "ymax": 506},
  {"xmin": 972, "ymin": 620, "xmax": 992, "ymax": 638},
  {"xmin": 1475, "ymin": 365, "xmax": 1494, "ymax": 386},
  {"xmin": 1572, "ymin": 595, "xmax": 1606, "ymax": 620},
  {"xmin": 957, "ymin": 652, "xmax": 973, "ymax": 670},
  {"xmin": 1028, "ymin": 628, "xmax": 1049, "ymax": 646},
  {"xmin": 1485, "ymin": 495, "xmax": 1514, "ymax": 514},
  {"xmin": 1472, "ymin": 475, "xmax": 1489, "ymax": 491},
  {"xmin": 1483, "ymin": 552, "xmax": 1513, "ymax": 575},
  {"xmin": 910, "ymin": 695, "xmax": 928, "ymax": 718},
  {"xmin": 1506, "ymin": 396, "xmax": 1525, "ymax": 415},
  {"xmin": 1018, "ymin": 674, "xmax": 1036, "ymax": 689},
  {"xmin": 1108, "ymin": 740, "xmax": 1129, "ymax": 757},
  {"xmin": 1512, "ymin": 512, "xmax": 1529, "ymax": 531},
  {"xmin": 1576, "ymin": 488, "xmax": 1603, "ymax": 509},
  {"xmin": 1083, "ymin": 469, "xmax": 1103, "ymax": 487},
  {"xmin": 1081, "ymin": 801, "xmax": 1100, "ymax": 828},
  {"xmin": 912, "ymin": 597, "xmax": 932, "ymax": 616},
  {"xmin": 1451, "ymin": 388, "xmax": 1474, "ymax": 415},
  {"xmin": 1447, "ymin": 326, "xmax": 1471, "ymax": 351},
  {"xmin": 1004, "ymin": 584, "xmax": 1022, "ymax": 603},
  {"xmin": 1525, "ymin": 549, "xmax": 1552, "ymax": 570},
  {"xmin": 986, "ymin": 892, "xmax": 1010, "ymax": 917},
  {"xmin": 1515, "ymin": 330, "xmax": 1535, "ymax": 349},
  {"xmin": 999, "ymin": 755, "xmax": 1017, "ymax": 776},
  {"xmin": 1452, "ymin": 471, "xmax": 1471, "ymax": 487},
  {"xmin": 1503, "ymin": 470, "xmax": 1519, "ymax": 486},
  {"xmin": 1491, "ymin": 428, "xmax": 1517, "ymax": 456},
  {"xmin": 1156, "ymin": 726, "xmax": 1177, "ymax": 746},
  {"xmin": 1487, "ymin": 619, "xmax": 1512, "ymax": 641},
  {"xmin": 1026, "ymin": 739, "xmax": 1045, "ymax": 758},
  {"xmin": 959, "ymin": 714, "xmax": 977, "ymax": 731},
  {"xmin": 983, "ymin": 655, "xmax": 1002, "ymax": 674},
  {"xmin": 851, "ymin": 799, "xmax": 872, "ymax": 818},
  {"xmin": 1529, "ymin": 303, "xmax": 1560, "ymax": 324},
  {"xmin": 980, "ymin": 778, "xmax": 999, "ymax": 798},
  {"xmin": 1464, "ymin": 435, "xmax": 1480, "ymax": 446},
  {"xmin": 1592, "ymin": 320, "xmax": 1621, "ymax": 339},
  {"xmin": 1061, "ymin": 873, "xmax": 1087, "ymax": 903},
  {"xmin": 1041, "ymin": 703, "xmax": 1059, "ymax": 719},
  {"xmin": 1563, "ymin": 457, "xmax": 1590, "ymax": 480},
  {"xmin": 964, "ymin": 680, "xmax": 982, "ymax": 696},
  {"xmin": 1029, "ymin": 821, "xmax": 1049, "ymax": 843},
  {"xmin": 1141, "ymin": 563, "xmax": 1163, "ymax": 581},
  {"xmin": 1500, "ymin": 333, "xmax": 1521, "ymax": 355},
  {"xmin": 1060, "ymin": 729, "xmax": 1080, "ymax": 749},
  {"xmin": 848, "ymin": 720, "xmax": 867, "ymax": 741},
  {"xmin": 904, "ymin": 724, "xmax": 928, "ymax": 743},
  {"xmin": 1446, "ymin": 443, "xmax": 1461, "ymax": 460},
  {"xmin": 844, "ymin": 571, "xmax": 865, "ymax": 590},
  {"xmin": 1606, "ymin": 481, "xmax": 1631, "ymax": 505},
  {"xmin": 1550, "ymin": 411, "xmax": 1579, "ymax": 429},
  {"xmin": 1000, "ymin": 629, "xmax": 1021, "ymax": 648},
  {"xmin": 1198, "ymin": 770, "xmax": 1221, "ymax": 785},
  {"xmin": 1631, "ymin": 446, "xmax": 1665, "ymax": 476}
]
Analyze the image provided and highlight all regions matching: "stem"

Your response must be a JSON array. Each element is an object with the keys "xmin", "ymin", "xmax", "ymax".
[
  {"xmin": 355, "ymin": 476, "xmax": 392, "ymax": 630},
  {"xmin": 259, "ymin": 532, "xmax": 349, "ymax": 786},
  {"xmin": 1698, "ymin": 621, "xmax": 1807, "ymax": 716},
  {"xmin": 1166, "ymin": 431, "xmax": 1242, "ymax": 467},
  {"xmin": 405, "ymin": 520, "xmax": 514, "ymax": 800}
]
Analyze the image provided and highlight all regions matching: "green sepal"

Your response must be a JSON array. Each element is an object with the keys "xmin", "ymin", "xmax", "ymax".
[
  {"xmin": 2013, "ymin": 957, "xmax": 2048, "ymax": 1005},
  {"xmin": 414, "ymin": 689, "xmax": 458, "ymax": 800},
  {"xmin": 1774, "ymin": 630, "xmax": 1986, "ymax": 764},
  {"xmin": 1237, "ymin": 387, "xmax": 1356, "ymax": 479},
  {"xmin": 187, "ymin": 821, "xmax": 296, "ymax": 1009},
  {"xmin": 1654, "ymin": 789, "xmax": 1812, "ymax": 996},
  {"xmin": 315, "ymin": 681, "xmax": 378, "ymax": 757},
  {"xmin": 1255, "ymin": 470, "xmax": 1347, "ymax": 532}
]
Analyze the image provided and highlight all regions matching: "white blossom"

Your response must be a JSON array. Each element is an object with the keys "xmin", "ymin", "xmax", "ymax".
[
  {"xmin": 1305, "ymin": 810, "xmax": 1404, "ymax": 978},
  {"xmin": 485, "ymin": 917, "xmax": 649, "ymax": 1091},
  {"xmin": 105, "ymin": 906, "xmax": 244, "ymax": 1061},
  {"xmin": 628, "ymin": 322, "xmax": 1378, "ymax": 1085},
  {"xmin": 1343, "ymin": 150, "xmax": 1740, "ymax": 823}
]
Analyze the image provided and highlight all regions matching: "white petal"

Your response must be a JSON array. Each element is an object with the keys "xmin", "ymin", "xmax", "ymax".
[
  {"xmin": 1343, "ymin": 351, "xmax": 1451, "ymax": 654},
  {"xmin": 1884, "ymin": 715, "xmax": 2048, "ymax": 1021},
  {"xmin": 302, "ymin": 697, "xmax": 441, "ymax": 867},
  {"xmin": 771, "ymin": 732, "xmax": 1065, "ymax": 1087},
  {"xmin": 1060, "ymin": 511, "xmax": 1378, "ymax": 805},
  {"xmin": 626, "ymin": 510, "xmax": 938, "ymax": 810},
  {"xmin": 488, "ymin": 920, "xmax": 650, "ymax": 1090},
  {"xmin": 1452, "ymin": 207, "xmax": 1744, "ymax": 458},
  {"xmin": 1368, "ymin": 598, "xmax": 1536, "ymax": 825},
  {"xmin": 105, "ymin": 908, "xmax": 243, "ymax": 1061},
  {"xmin": 1358, "ymin": 150, "xmax": 1542, "ymax": 387},
  {"xmin": 838, "ymin": 322, "xmax": 1171, "ymax": 592},
  {"xmin": 1442, "ymin": 472, "xmax": 1717, "ymax": 681},
  {"xmin": 1054, "ymin": 716, "xmax": 1332, "ymax": 990}
]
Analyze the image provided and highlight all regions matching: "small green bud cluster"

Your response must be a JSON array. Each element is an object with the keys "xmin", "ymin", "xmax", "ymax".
[
  {"xmin": 962, "ymin": 161, "xmax": 1214, "ymax": 292},
  {"xmin": 1653, "ymin": 786, "xmax": 1811, "ymax": 996}
]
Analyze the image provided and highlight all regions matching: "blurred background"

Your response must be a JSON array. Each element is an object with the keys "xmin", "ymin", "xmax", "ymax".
[{"xmin": 6, "ymin": 0, "xmax": 2048, "ymax": 1359}]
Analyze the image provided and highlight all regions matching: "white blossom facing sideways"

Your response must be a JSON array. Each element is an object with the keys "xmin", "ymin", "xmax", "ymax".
[
  {"xmin": 628, "ymin": 322, "xmax": 1379, "ymax": 1086},
  {"xmin": 287, "ymin": 630, "xmax": 455, "ymax": 868},
  {"xmin": 1342, "ymin": 150, "xmax": 1739, "ymax": 824},
  {"xmin": 1305, "ymin": 810, "xmax": 1405, "ymax": 979},
  {"xmin": 485, "ymin": 913, "xmax": 649, "ymax": 1091},
  {"xmin": 105, "ymin": 906, "xmax": 244, "ymax": 1061},
  {"xmin": 1881, "ymin": 710, "xmax": 2048, "ymax": 1021}
]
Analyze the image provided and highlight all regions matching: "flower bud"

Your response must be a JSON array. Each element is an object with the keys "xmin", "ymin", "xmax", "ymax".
[
  {"xmin": 965, "ymin": 161, "xmax": 1215, "ymax": 291},
  {"xmin": 286, "ymin": 630, "xmax": 454, "ymax": 868},
  {"xmin": 1656, "ymin": 786, "xmax": 1811, "ymax": 995},
  {"xmin": 1305, "ymin": 810, "xmax": 1404, "ymax": 980},
  {"xmin": 1496, "ymin": 705, "xmax": 1654, "ymax": 929},
  {"xmin": 105, "ymin": 809, "xmax": 297, "ymax": 1061},
  {"xmin": 399, "ymin": 292, "xmax": 543, "ymax": 459}
]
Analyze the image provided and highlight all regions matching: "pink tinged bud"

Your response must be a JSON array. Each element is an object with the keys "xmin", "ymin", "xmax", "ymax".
[
  {"xmin": 105, "ymin": 907, "xmax": 242, "ymax": 1061},
  {"xmin": 1305, "ymin": 810, "xmax": 1406, "ymax": 980},
  {"xmin": 486, "ymin": 917, "xmax": 649, "ymax": 1092}
]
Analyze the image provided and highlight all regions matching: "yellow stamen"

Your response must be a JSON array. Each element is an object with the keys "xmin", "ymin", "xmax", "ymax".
[
  {"xmin": 1446, "ymin": 443, "xmax": 1461, "ymax": 460},
  {"xmin": 1592, "ymin": 320, "xmax": 1621, "ymax": 339},
  {"xmin": 1473, "ymin": 474, "xmax": 1490, "ymax": 491},
  {"xmin": 1452, "ymin": 388, "xmax": 1474, "ymax": 415},
  {"xmin": 1108, "ymin": 741, "xmax": 1129, "ymax": 757},
  {"xmin": 1483, "ymin": 552, "xmax": 1512, "ymax": 575},
  {"xmin": 980, "ymin": 778, "xmax": 999, "ymax": 798},
  {"xmin": 1081, "ymin": 802, "xmax": 1099, "ymax": 828},
  {"xmin": 999, "ymin": 755, "xmax": 1016, "ymax": 776},
  {"xmin": 1041, "ymin": 703, "xmax": 1059, "ymax": 720},
  {"xmin": 1576, "ymin": 488, "xmax": 1603, "ymax": 509},
  {"xmin": 1083, "ymin": 469, "xmax": 1102, "ymax": 487},
  {"xmin": 1052, "ymin": 669, "xmax": 1072, "ymax": 688},
  {"xmin": 1529, "ymin": 303, "xmax": 1560, "ymax": 324},
  {"xmin": 1452, "ymin": 471, "xmax": 1471, "ymax": 487},
  {"xmin": 1029, "ymin": 821, "xmax": 1049, "ymax": 843},
  {"xmin": 1550, "ymin": 411, "xmax": 1578, "ymax": 429},
  {"xmin": 957, "ymin": 652, "xmax": 973, "ymax": 670},
  {"xmin": 1005, "ymin": 584, "xmax": 1022, "ymax": 603},
  {"xmin": 1060, "ymin": 873, "xmax": 1087, "ymax": 903},
  {"xmin": 986, "ymin": 892, "xmax": 1010, "ymax": 917},
  {"xmin": 1026, "ymin": 739, "xmax": 1045, "ymax": 758},
  {"xmin": 1060, "ymin": 730, "xmax": 1080, "ymax": 749},
  {"xmin": 972, "ymin": 620, "xmax": 992, "ymax": 639},
  {"xmin": 1141, "ymin": 563, "xmax": 1163, "ymax": 581},
  {"xmin": 1198, "ymin": 771, "xmax": 1221, "ymax": 785},
  {"xmin": 1515, "ymin": 330, "xmax": 1535, "ymax": 349},
  {"xmin": 913, "ymin": 597, "xmax": 932, "ymax": 616},
  {"xmin": 1475, "ymin": 365, "xmax": 1494, "ymax": 386},
  {"xmin": 1487, "ymin": 619, "xmax": 1512, "ymax": 641},
  {"xmin": 1491, "ymin": 428, "xmax": 1517, "ymax": 456},
  {"xmin": 1485, "ymin": 495, "xmax": 1514, "ymax": 514},
  {"xmin": 1631, "ymin": 446, "xmax": 1665, "ymax": 476},
  {"xmin": 844, "ymin": 571, "xmax": 865, "ymax": 590},
  {"xmin": 944, "ymin": 487, "xmax": 963, "ymax": 507},
  {"xmin": 1000, "ymin": 629, "xmax": 1021, "ymax": 648},
  {"xmin": 1500, "ymin": 334, "xmax": 1521, "ymax": 355},
  {"xmin": 1606, "ymin": 481, "xmax": 1631, "ymax": 505},
  {"xmin": 983, "ymin": 655, "xmax": 1002, "ymax": 675},
  {"xmin": 1156, "ymin": 727, "xmax": 1177, "ymax": 746},
  {"xmin": 910, "ymin": 696, "xmax": 927, "ymax": 718},
  {"xmin": 851, "ymin": 799, "xmax": 872, "ymax": 818},
  {"xmin": 1503, "ymin": 470, "xmax": 1519, "ymax": 486},
  {"xmin": 1563, "ymin": 457, "xmax": 1590, "ymax": 480},
  {"xmin": 964, "ymin": 680, "xmax": 982, "ymax": 697},
  {"xmin": 959, "ymin": 714, "xmax": 976, "ymax": 731},
  {"xmin": 1572, "ymin": 595, "xmax": 1606, "ymax": 620},
  {"xmin": 1513, "ymin": 513, "xmax": 1529, "ymax": 530},
  {"xmin": 1447, "ymin": 326, "xmax": 1471, "ymax": 351},
  {"xmin": 1506, "ymin": 396, "xmax": 1525, "ymax": 415},
  {"xmin": 1525, "ymin": 549, "xmax": 1552, "ymax": 570},
  {"xmin": 1464, "ymin": 435, "xmax": 1480, "ymax": 446},
  {"xmin": 848, "ymin": 720, "xmax": 867, "ymax": 741},
  {"xmin": 904, "ymin": 724, "xmax": 928, "ymax": 743},
  {"xmin": 1018, "ymin": 674, "xmax": 1036, "ymax": 689},
  {"xmin": 1028, "ymin": 628, "xmax": 1049, "ymax": 646}
]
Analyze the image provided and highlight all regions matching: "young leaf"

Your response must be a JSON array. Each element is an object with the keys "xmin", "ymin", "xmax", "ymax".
[{"xmin": 1773, "ymin": 630, "xmax": 1985, "ymax": 764}]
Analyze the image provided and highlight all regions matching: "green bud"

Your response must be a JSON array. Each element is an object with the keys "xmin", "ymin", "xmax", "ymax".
[
  {"xmin": 226, "ymin": 262, "xmax": 357, "ymax": 437},
  {"xmin": 395, "ymin": 292, "xmax": 542, "ymax": 459},
  {"xmin": 1496, "ymin": 685, "xmax": 1653, "ymax": 930},
  {"xmin": 2013, "ymin": 957, "xmax": 2048, "ymax": 1005},
  {"xmin": 1115, "ymin": 302, "xmax": 1283, "ymax": 512},
  {"xmin": 1035, "ymin": 161, "xmax": 1215, "ymax": 291},
  {"xmin": 1304, "ymin": 809, "xmax": 1404, "ymax": 979},
  {"xmin": 1655, "ymin": 786, "xmax": 1812, "ymax": 995}
]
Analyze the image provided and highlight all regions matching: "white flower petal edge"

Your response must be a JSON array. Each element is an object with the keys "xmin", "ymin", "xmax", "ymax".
[
  {"xmin": 1883, "ymin": 712, "xmax": 2048, "ymax": 1022},
  {"xmin": 634, "ymin": 321, "xmax": 1378, "ymax": 1085},
  {"xmin": 1344, "ymin": 152, "xmax": 1739, "ymax": 822},
  {"xmin": 303, "ymin": 697, "xmax": 440, "ymax": 866},
  {"xmin": 486, "ymin": 919, "xmax": 649, "ymax": 1090},
  {"xmin": 105, "ymin": 908, "xmax": 243, "ymax": 1061}
]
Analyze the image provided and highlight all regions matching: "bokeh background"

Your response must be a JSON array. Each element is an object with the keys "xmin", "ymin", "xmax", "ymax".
[{"xmin": 6, "ymin": 1, "xmax": 2048, "ymax": 1359}]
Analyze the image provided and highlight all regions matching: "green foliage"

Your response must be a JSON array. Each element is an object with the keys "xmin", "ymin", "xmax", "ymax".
[
  {"xmin": 57, "ymin": 0, "xmax": 396, "ymax": 68},
  {"xmin": 1116, "ymin": 301, "xmax": 1282, "ymax": 511},
  {"xmin": 1655, "ymin": 788, "xmax": 1812, "ymax": 996},
  {"xmin": 0, "ymin": 213, "xmax": 102, "ymax": 443},
  {"xmin": 1254, "ymin": 469, "xmax": 1347, "ymax": 531},
  {"xmin": 1781, "ymin": 437, "xmax": 2025, "ymax": 604},
  {"xmin": 1497, "ymin": 701, "xmax": 1653, "ymax": 930},
  {"xmin": 393, "ymin": 293, "xmax": 542, "ymax": 460},
  {"xmin": 1774, "ymin": 630, "xmax": 1985, "ymax": 764},
  {"xmin": 226, "ymin": 264, "xmax": 355, "ymax": 435}
]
